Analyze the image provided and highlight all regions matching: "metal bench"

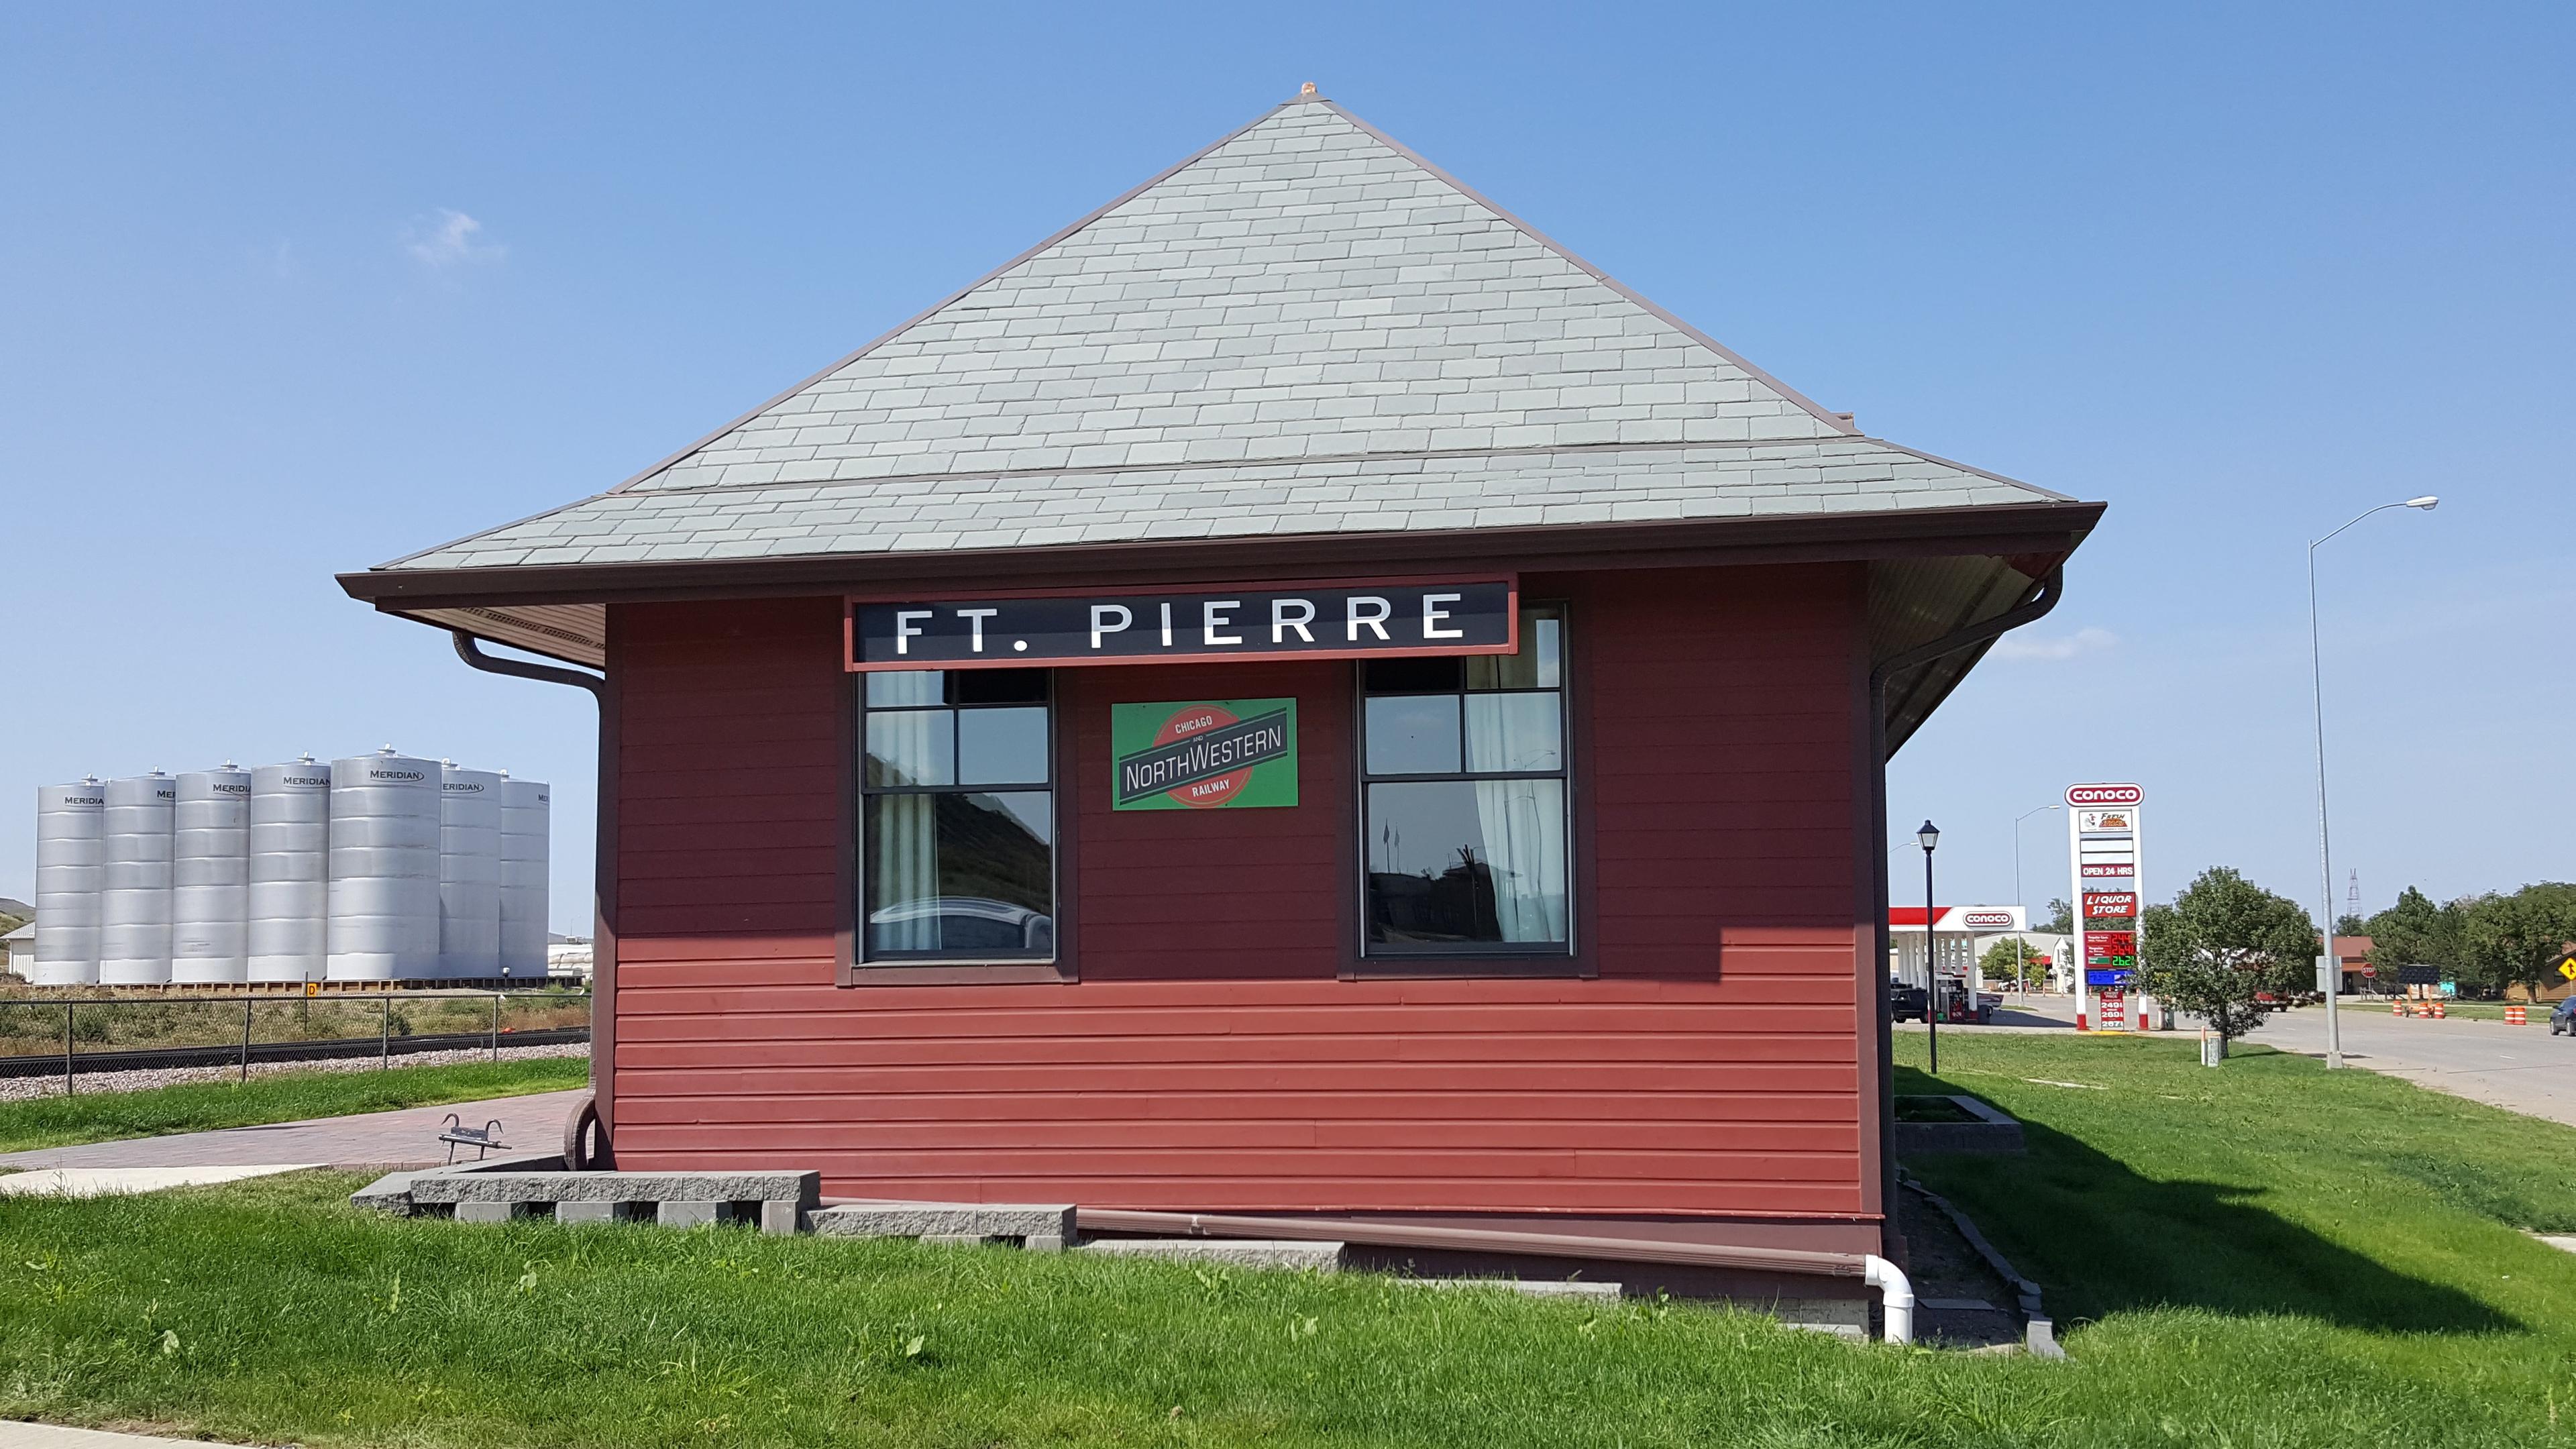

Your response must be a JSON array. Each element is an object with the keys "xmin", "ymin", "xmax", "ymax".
[{"xmin": 439, "ymin": 1115, "xmax": 509, "ymax": 1164}]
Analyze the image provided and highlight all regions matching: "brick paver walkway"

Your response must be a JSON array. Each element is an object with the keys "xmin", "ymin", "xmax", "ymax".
[{"xmin": 0, "ymin": 1089, "xmax": 586, "ymax": 1172}]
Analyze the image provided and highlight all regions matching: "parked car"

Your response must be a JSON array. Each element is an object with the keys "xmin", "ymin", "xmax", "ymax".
[
  {"xmin": 1888, "ymin": 983, "xmax": 1999, "ymax": 1024},
  {"xmin": 1888, "ymin": 983, "xmax": 1928, "ymax": 1022},
  {"xmin": 2553, "ymin": 998, "xmax": 2576, "ymax": 1036}
]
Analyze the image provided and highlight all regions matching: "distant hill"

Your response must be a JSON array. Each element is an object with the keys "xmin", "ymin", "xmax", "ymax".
[{"xmin": 0, "ymin": 899, "xmax": 28, "ymax": 919}]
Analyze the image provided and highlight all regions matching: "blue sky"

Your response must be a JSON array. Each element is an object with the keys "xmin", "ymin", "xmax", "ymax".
[{"xmin": 3, "ymin": 3, "xmax": 2569, "ymax": 930}]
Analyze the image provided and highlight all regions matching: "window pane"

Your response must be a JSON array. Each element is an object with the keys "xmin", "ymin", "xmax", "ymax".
[
  {"xmin": 866, "ymin": 670, "xmax": 945, "ymax": 707},
  {"xmin": 958, "ymin": 706, "xmax": 1049, "ymax": 785},
  {"xmin": 936, "ymin": 792, "xmax": 1053, "ymax": 953},
  {"xmin": 1366, "ymin": 780, "xmax": 1568, "ymax": 946},
  {"xmin": 1363, "ymin": 695, "xmax": 1461, "ymax": 775},
  {"xmin": 1468, "ymin": 605, "xmax": 1564, "ymax": 690},
  {"xmin": 865, "ymin": 710, "xmax": 954, "ymax": 787},
  {"xmin": 865, "ymin": 793, "xmax": 938, "ymax": 952},
  {"xmin": 1363, "ymin": 656, "xmax": 1463, "ymax": 694},
  {"xmin": 1464, "ymin": 693, "xmax": 1562, "ymax": 773},
  {"xmin": 864, "ymin": 792, "xmax": 1053, "ymax": 957},
  {"xmin": 952, "ymin": 669, "xmax": 1049, "ymax": 704}
]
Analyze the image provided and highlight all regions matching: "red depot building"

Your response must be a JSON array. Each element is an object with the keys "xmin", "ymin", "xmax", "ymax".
[{"xmin": 342, "ymin": 89, "xmax": 2100, "ymax": 1332}]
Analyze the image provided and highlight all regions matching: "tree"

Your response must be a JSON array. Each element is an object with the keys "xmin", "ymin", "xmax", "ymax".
[
  {"xmin": 2136, "ymin": 867, "xmax": 2318, "ymax": 1046},
  {"xmin": 2334, "ymin": 913, "xmax": 2367, "ymax": 938},
  {"xmin": 2459, "ymin": 883, "xmax": 2576, "ymax": 998},
  {"xmin": 2037, "ymin": 898, "xmax": 2074, "ymax": 935},
  {"xmin": 2364, "ymin": 885, "xmax": 2463, "ymax": 989},
  {"xmin": 1980, "ymin": 936, "xmax": 2049, "ymax": 989}
]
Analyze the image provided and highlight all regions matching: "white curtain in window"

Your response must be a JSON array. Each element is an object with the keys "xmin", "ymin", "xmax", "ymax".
[
  {"xmin": 871, "ymin": 795, "xmax": 938, "ymax": 951},
  {"xmin": 1469, "ymin": 777, "xmax": 1568, "ymax": 943}
]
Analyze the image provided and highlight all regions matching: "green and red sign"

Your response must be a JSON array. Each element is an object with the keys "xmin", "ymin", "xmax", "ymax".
[{"xmin": 1111, "ymin": 698, "xmax": 1298, "ymax": 811}]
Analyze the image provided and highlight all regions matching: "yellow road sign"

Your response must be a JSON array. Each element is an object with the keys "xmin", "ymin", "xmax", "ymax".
[{"xmin": 2559, "ymin": 957, "xmax": 2576, "ymax": 982}]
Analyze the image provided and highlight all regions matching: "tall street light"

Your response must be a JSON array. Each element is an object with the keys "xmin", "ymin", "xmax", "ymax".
[
  {"xmin": 2012, "ymin": 803, "xmax": 2060, "ymax": 999},
  {"xmin": 2310, "ymin": 495, "xmax": 2438, "ymax": 1069},
  {"xmin": 1919, "ymin": 820, "xmax": 1941, "ymax": 1078}
]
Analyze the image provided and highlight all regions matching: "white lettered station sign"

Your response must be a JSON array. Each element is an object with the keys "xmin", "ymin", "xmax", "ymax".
[{"xmin": 2066, "ymin": 782, "xmax": 2143, "ymax": 1032}]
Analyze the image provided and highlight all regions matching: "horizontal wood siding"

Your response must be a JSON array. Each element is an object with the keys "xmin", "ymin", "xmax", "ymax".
[{"xmin": 608, "ymin": 569, "xmax": 1869, "ymax": 1218}]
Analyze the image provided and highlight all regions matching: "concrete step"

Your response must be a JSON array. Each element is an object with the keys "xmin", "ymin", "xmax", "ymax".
[
  {"xmin": 808, "ymin": 1200, "xmax": 1074, "ymax": 1250},
  {"xmin": 1078, "ymin": 1238, "xmax": 1342, "ymax": 1271},
  {"xmin": 1399, "ymin": 1277, "xmax": 1623, "ymax": 1300}
]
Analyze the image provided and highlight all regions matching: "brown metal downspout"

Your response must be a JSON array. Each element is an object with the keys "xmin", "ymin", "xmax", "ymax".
[
  {"xmin": 1864, "ymin": 565, "xmax": 2066, "ymax": 1246},
  {"xmin": 1065, "ymin": 1208, "xmax": 1872, "ymax": 1279},
  {"xmin": 451, "ymin": 632, "xmax": 617, "ymax": 1167}
]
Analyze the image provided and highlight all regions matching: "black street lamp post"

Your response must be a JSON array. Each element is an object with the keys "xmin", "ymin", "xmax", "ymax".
[{"xmin": 1919, "ymin": 820, "xmax": 1941, "ymax": 1078}]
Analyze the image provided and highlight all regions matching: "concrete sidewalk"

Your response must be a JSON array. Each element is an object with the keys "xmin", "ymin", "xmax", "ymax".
[
  {"xmin": 0, "ymin": 1089, "xmax": 585, "ymax": 1173},
  {"xmin": 0, "ymin": 1422, "xmax": 260, "ymax": 1448}
]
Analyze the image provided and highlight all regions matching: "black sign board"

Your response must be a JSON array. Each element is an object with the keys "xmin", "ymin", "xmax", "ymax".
[{"xmin": 849, "ymin": 578, "xmax": 1517, "ymax": 671}]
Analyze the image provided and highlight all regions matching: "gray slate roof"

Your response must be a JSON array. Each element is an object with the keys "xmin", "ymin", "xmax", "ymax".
[{"xmin": 386, "ymin": 93, "xmax": 2067, "ymax": 574}]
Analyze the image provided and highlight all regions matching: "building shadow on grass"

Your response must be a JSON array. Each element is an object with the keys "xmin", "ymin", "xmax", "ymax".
[{"xmin": 1896, "ymin": 1077, "xmax": 2519, "ymax": 1335}]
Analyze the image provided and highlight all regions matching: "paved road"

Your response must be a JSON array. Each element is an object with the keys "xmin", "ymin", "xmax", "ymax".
[
  {"xmin": 2245, "ymin": 1008, "xmax": 2576, "ymax": 1128},
  {"xmin": 0, "ymin": 1089, "xmax": 585, "ymax": 1172}
]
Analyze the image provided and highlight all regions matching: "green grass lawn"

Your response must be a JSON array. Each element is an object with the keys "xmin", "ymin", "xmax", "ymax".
[
  {"xmin": 0, "ymin": 1056, "xmax": 588, "ymax": 1156},
  {"xmin": 0, "ymin": 1036, "xmax": 2570, "ymax": 1446}
]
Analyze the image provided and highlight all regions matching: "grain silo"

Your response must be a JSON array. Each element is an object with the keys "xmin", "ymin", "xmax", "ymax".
[
  {"xmin": 171, "ymin": 765, "xmax": 252, "ymax": 984},
  {"xmin": 325, "ymin": 747, "xmax": 441, "ymax": 982},
  {"xmin": 248, "ymin": 756, "xmax": 331, "ymax": 983},
  {"xmin": 33, "ymin": 780, "xmax": 107, "ymax": 986},
  {"xmin": 439, "ymin": 763, "xmax": 503, "ymax": 981},
  {"xmin": 498, "ymin": 775, "xmax": 550, "ymax": 979},
  {"xmin": 99, "ymin": 772, "xmax": 176, "ymax": 985}
]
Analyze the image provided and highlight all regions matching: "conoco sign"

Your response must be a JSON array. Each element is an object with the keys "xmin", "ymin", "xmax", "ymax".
[{"xmin": 2068, "ymin": 780, "xmax": 2147, "ymax": 1032}]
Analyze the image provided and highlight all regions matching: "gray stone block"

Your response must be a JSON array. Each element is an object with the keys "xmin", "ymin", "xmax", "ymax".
[
  {"xmin": 759, "ymin": 1199, "xmax": 806, "ymax": 1236},
  {"xmin": 1023, "ymin": 1233, "xmax": 1065, "ymax": 1253},
  {"xmin": 808, "ymin": 1201, "xmax": 1075, "ymax": 1242},
  {"xmin": 657, "ymin": 1201, "xmax": 726, "ymax": 1229},
  {"xmin": 1770, "ymin": 1297, "xmax": 1872, "ymax": 1339},
  {"xmin": 1079, "ymin": 1238, "xmax": 1342, "ymax": 1272},
  {"xmin": 409, "ymin": 1170, "xmax": 820, "ymax": 1208},
  {"xmin": 1401, "ymin": 1277, "xmax": 1621, "ymax": 1300},
  {"xmin": 455, "ymin": 1201, "xmax": 517, "ymax": 1225},
  {"xmin": 349, "ymin": 1172, "xmax": 422, "ymax": 1214},
  {"xmin": 557, "ymin": 1201, "xmax": 652, "ymax": 1226}
]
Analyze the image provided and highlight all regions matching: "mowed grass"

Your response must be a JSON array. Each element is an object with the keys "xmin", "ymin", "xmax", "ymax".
[
  {"xmin": 0, "ymin": 1036, "xmax": 2568, "ymax": 1446},
  {"xmin": 0, "ymin": 1056, "xmax": 589, "ymax": 1155}
]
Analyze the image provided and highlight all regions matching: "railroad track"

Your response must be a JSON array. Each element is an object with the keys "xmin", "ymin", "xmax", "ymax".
[{"xmin": 0, "ymin": 1026, "xmax": 591, "ymax": 1079}]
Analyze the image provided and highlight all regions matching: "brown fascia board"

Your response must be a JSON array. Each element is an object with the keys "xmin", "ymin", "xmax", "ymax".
[{"xmin": 340, "ymin": 500, "xmax": 2105, "ymax": 613}]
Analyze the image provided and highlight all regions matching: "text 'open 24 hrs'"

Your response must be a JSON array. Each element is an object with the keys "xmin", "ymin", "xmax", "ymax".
[{"xmin": 847, "ymin": 578, "xmax": 1518, "ymax": 671}]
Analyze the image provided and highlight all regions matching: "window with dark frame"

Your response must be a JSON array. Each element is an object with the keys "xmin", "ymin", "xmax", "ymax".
[
  {"xmin": 1359, "ymin": 604, "xmax": 1570, "ymax": 955},
  {"xmin": 859, "ymin": 669, "xmax": 1056, "ymax": 962}
]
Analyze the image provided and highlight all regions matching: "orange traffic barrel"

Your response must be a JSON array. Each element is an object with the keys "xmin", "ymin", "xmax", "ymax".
[
  {"xmin": 2432, "ymin": 1000, "xmax": 2447, "ymax": 1018},
  {"xmin": 2507, "ymin": 1004, "xmax": 2527, "ymax": 1025}
]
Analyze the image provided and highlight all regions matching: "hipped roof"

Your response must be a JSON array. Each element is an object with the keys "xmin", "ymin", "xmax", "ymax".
[{"xmin": 346, "ymin": 89, "xmax": 2098, "ymax": 714}]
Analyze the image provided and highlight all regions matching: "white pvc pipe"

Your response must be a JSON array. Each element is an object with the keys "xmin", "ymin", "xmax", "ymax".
[{"xmin": 1864, "ymin": 1254, "xmax": 1915, "ymax": 1344}]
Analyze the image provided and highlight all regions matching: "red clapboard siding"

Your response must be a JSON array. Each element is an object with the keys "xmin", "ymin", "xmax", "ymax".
[{"xmin": 605, "ymin": 566, "xmax": 1873, "ymax": 1217}]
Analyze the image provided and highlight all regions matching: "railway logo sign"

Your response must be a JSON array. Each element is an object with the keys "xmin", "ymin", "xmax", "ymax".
[{"xmin": 1112, "ymin": 698, "xmax": 1299, "ymax": 811}]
